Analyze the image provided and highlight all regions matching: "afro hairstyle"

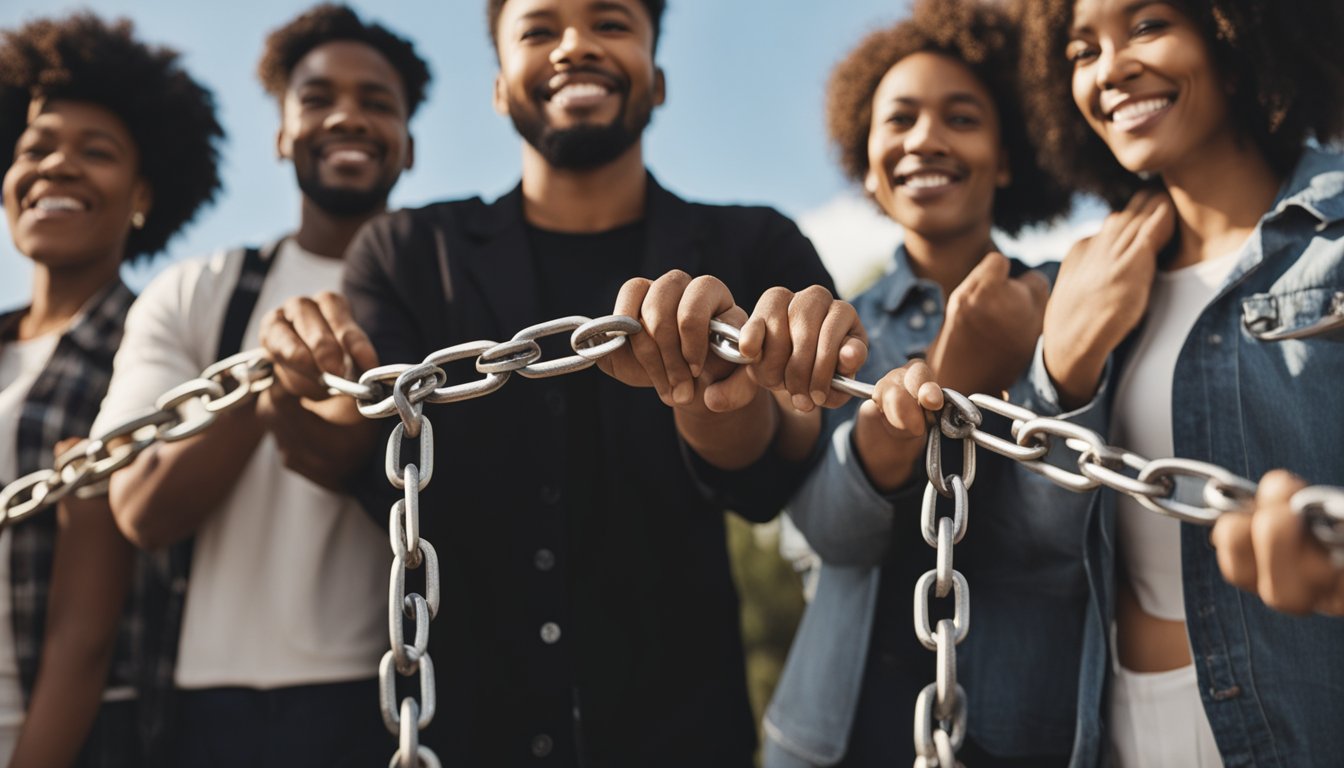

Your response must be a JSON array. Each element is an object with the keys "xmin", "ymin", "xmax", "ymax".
[
  {"xmin": 827, "ymin": 0, "xmax": 1072, "ymax": 234},
  {"xmin": 0, "ymin": 12, "xmax": 224, "ymax": 263},
  {"xmin": 1019, "ymin": 0, "xmax": 1344, "ymax": 207},
  {"xmin": 257, "ymin": 3, "xmax": 431, "ymax": 118}
]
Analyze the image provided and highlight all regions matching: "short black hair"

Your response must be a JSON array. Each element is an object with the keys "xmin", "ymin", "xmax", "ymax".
[
  {"xmin": 486, "ymin": 0, "xmax": 666, "ymax": 54},
  {"xmin": 0, "ymin": 12, "xmax": 224, "ymax": 263},
  {"xmin": 1020, "ymin": 0, "xmax": 1344, "ymax": 206},
  {"xmin": 257, "ymin": 3, "xmax": 432, "ymax": 118},
  {"xmin": 827, "ymin": 0, "xmax": 1071, "ymax": 234}
]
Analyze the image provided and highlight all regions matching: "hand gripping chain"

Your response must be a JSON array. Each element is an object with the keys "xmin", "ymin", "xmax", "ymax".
[{"xmin": 3, "ymin": 315, "xmax": 1344, "ymax": 767}]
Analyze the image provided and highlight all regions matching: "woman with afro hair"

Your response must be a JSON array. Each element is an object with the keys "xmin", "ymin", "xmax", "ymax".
[
  {"xmin": 0, "ymin": 12, "xmax": 221, "ymax": 767},
  {"xmin": 1019, "ymin": 0, "xmax": 1344, "ymax": 764},
  {"xmin": 763, "ymin": 1, "xmax": 1083, "ymax": 765}
]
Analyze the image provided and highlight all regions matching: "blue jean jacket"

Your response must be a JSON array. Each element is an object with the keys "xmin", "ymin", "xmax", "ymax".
[
  {"xmin": 1030, "ymin": 147, "xmax": 1344, "ymax": 768},
  {"xmin": 765, "ymin": 249, "xmax": 1091, "ymax": 766}
]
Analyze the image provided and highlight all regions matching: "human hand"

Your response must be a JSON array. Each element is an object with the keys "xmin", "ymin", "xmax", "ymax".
[
  {"xmin": 852, "ymin": 360, "xmax": 944, "ymax": 492},
  {"xmin": 596, "ymin": 270, "xmax": 749, "ymax": 411},
  {"xmin": 1211, "ymin": 470, "xmax": 1344, "ymax": 615},
  {"xmin": 734, "ymin": 285, "xmax": 868, "ymax": 414},
  {"xmin": 258, "ymin": 291, "xmax": 378, "ymax": 423},
  {"xmin": 928, "ymin": 251, "xmax": 1048, "ymax": 396},
  {"xmin": 1043, "ymin": 189, "xmax": 1175, "ymax": 408}
]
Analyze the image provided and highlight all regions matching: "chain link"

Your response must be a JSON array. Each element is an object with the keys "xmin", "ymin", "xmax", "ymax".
[{"xmin": 3, "ymin": 312, "xmax": 1343, "ymax": 767}]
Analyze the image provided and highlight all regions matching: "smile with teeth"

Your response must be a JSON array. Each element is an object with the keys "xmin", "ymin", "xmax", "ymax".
[
  {"xmin": 897, "ymin": 171, "xmax": 959, "ymax": 190},
  {"xmin": 30, "ymin": 196, "xmax": 87, "ymax": 212},
  {"xmin": 1109, "ymin": 97, "xmax": 1174, "ymax": 126},
  {"xmin": 323, "ymin": 147, "xmax": 375, "ymax": 164},
  {"xmin": 550, "ymin": 82, "xmax": 612, "ymax": 108}
]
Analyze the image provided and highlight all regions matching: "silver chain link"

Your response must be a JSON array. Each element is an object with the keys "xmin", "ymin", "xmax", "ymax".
[{"xmin": 3, "ymin": 313, "xmax": 1343, "ymax": 767}]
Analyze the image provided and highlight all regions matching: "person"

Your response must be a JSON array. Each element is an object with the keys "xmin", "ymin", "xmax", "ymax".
[
  {"xmin": 1018, "ymin": 0, "xmax": 1344, "ymax": 764},
  {"xmin": 258, "ymin": 0, "xmax": 865, "ymax": 764},
  {"xmin": 0, "ymin": 13, "xmax": 222, "ymax": 766},
  {"xmin": 90, "ymin": 5, "xmax": 428, "ymax": 765},
  {"xmin": 760, "ymin": 2, "xmax": 1081, "ymax": 765}
]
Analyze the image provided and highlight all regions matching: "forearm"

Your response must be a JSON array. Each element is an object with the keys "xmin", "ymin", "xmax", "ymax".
[
  {"xmin": 852, "ymin": 407, "xmax": 924, "ymax": 493},
  {"xmin": 11, "ymin": 500, "xmax": 132, "ymax": 768},
  {"xmin": 675, "ymin": 387, "xmax": 777, "ymax": 471},
  {"xmin": 110, "ymin": 405, "xmax": 265, "ymax": 549}
]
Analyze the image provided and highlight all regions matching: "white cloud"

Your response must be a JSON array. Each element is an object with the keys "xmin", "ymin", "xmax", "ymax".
[{"xmin": 797, "ymin": 194, "xmax": 1106, "ymax": 298}]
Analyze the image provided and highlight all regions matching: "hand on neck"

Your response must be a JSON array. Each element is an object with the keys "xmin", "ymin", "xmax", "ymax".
[{"xmin": 903, "ymin": 223, "xmax": 997, "ymax": 298}]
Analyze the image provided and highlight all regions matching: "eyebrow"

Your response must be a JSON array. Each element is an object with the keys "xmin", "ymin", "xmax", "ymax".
[
  {"xmin": 294, "ymin": 76, "xmax": 398, "ymax": 97},
  {"xmin": 886, "ymin": 93, "xmax": 988, "ymax": 110},
  {"xmin": 1071, "ymin": 0, "xmax": 1167, "ymax": 34},
  {"xmin": 21, "ymin": 123, "xmax": 128, "ymax": 151}
]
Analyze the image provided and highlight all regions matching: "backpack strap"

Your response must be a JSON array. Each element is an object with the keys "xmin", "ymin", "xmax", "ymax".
[{"xmin": 216, "ymin": 238, "xmax": 283, "ymax": 359}]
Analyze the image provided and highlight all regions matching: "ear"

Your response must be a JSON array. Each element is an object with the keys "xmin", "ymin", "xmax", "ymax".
[
  {"xmin": 653, "ymin": 66, "xmax": 667, "ymax": 107},
  {"xmin": 492, "ymin": 72, "xmax": 509, "ymax": 116},
  {"xmin": 995, "ymin": 146, "xmax": 1011, "ymax": 189},
  {"xmin": 275, "ymin": 124, "xmax": 292, "ymax": 161},
  {"xmin": 132, "ymin": 178, "xmax": 154, "ymax": 222},
  {"xmin": 404, "ymin": 134, "xmax": 416, "ymax": 171}
]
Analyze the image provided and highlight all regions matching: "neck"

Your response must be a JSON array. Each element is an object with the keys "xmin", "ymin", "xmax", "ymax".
[
  {"xmin": 293, "ymin": 197, "xmax": 387, "ymax": 259},
  {"xmin": 1160, "ymin": 134, "xmax": 1282, "ymax": 270},
  {"xmin": 903, "ymin": 221, "xmax": 996, "ymax": 298},
  {"xmin": 20, "ymin": 258, "xmax": 121, "ymax": 340},
  {"xmin": 519, "ymin": 142, "xmax": 647, "ymax": 232}
]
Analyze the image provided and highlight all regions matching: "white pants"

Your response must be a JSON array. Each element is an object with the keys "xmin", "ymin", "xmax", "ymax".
[{"xmin": 1108, "ymin": 658, "xmax": 1224, "ymax": 767}]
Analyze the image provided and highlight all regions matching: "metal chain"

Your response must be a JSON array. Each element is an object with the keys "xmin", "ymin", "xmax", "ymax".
[{"xmin": 3, "ymin": 313, "xmax": 1344, "ymax": 766}]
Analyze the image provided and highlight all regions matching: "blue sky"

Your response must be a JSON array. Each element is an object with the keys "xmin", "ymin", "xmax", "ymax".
[{"xmin": 1, "ymin": 0, "xmax": 1098, "ymax": 309}]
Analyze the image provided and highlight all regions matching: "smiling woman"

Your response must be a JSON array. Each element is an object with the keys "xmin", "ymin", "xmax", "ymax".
[{"xmin": 0, "ymin": 12, "xmax": 222, "ymax": 767}]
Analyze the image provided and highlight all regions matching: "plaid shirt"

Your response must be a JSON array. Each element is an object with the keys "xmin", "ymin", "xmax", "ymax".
[{"xmin": 1, "ymin": 280, "xmax": 149, "ymax": 766}]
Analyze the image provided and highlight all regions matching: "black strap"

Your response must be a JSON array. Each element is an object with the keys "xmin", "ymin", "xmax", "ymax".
[{"xmin": 215, "ymin": 239, "xmax": 282, "ymax": 359}]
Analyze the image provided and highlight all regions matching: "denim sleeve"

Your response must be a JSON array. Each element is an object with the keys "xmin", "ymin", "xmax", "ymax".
[{"xmin": 786, "ymin": 416, "xmax": 923, "ymax": 568}]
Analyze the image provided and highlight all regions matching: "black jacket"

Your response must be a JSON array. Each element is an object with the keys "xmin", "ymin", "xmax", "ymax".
[{"xmin": 344, "ymin": 177, "xmax": 833, "ymax": 767}]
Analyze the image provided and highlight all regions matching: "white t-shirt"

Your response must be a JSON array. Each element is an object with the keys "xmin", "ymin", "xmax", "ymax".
[
  {"xmin": 93, "ymin": 240, "xmax": 387, "ymax": 689},
  {"xmin": 1112, "ymin": 250, "xmax": 1243, "ymax": 621},
  {"xmin": 0, "ymin": 331, "xmax": 60, "ymax": 755}
]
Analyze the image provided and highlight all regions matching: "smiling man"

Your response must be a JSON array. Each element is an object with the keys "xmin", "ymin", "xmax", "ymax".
[
  {"xmin": 86, "ymin": 5, "xmax": 429, "ymax": 766},
  {"xmin": 256, "ymin": 0, "xmax": 840, "ymax": 765}
]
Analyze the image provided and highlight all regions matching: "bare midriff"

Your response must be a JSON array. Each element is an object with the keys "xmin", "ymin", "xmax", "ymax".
[{"xmin": 1115, "ymin": 579, "xmax": 1193, "ymax": 672}]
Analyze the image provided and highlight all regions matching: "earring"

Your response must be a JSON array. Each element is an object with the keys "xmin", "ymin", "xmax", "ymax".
[{"xmin": 131, "ymin": 211, "xmax": 146, "ymax": 229}]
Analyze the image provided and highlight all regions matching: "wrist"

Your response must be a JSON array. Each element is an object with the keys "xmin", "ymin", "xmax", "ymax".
[{"xmin": 853, "ymin": 409, "xmax": 923, "ymax": 493}]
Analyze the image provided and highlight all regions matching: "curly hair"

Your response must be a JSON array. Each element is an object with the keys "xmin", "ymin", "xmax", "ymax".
[
  {"xmin": 257, "ymin": 4, "xmax": 431, "ymax": 118},
  {"xmin": 0, "ymin": 13, "xmax": 223, "ymax": 263},
  {"xmin": 486, "ymin": 0, "xmax": 667, "ymax": 54},
  {"xmin": 1019, "ymin": 0, "xmax": 1344, "ymax": 207},
  {"xmin": 827, "ymin": 0, "xmax": 1071, "ymax": 234}
]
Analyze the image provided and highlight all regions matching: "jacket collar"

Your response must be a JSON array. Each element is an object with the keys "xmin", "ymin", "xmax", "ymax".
[
  {"xmin": 1266, "ymin": 146, "xmax": 1344, "ymax": 228},
  {"xmin": 458, "ymin": 172, "xmax": 703, "ymax": 335}
]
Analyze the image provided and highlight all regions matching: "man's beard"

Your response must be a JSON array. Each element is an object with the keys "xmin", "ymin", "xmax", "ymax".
[
  {"xmin": 296, "ymin": 171, "xmax": 393, "ymax": 218},
  {"xmin": 508, "ymin": 92, "xmax": 653, "ymax": 170}
]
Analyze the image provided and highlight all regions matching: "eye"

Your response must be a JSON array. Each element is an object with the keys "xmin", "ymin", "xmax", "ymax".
[
  {"xmin": 364, "ymin": 98, "xmax": 396, "ymax": 114},
  {"xmin": 1066, "ymin": 40, "xmax": 1098, "ymax": 64},
  {"xmin": 520, "ymin": 25, "xmax": 555, "ymax": 41},
  {"xmin": 82, "ymin": 146, "xmax": 117, "ymax": 161},
  {"xmin": 947, "ymin": 114, "xmax": 981, "ymax": 129},
  {"xmin": 886, "ymin": 113, "xmax": 916, "ymax": 129},
  {"xmin": 300, "ymin": 93, "xmax": 333, "ymax": 108},
  {"xmin": 596, "ymin": 19, "xmax": 630, "ymax": 33},
  {"xmin": 1131, "ymin": 17, "xmax": 1170, "ymax": 37}
]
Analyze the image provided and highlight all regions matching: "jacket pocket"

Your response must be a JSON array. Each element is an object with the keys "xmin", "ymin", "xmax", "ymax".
[{"xmin": 1241, "ymin": 286, "xmax": 1344, "ymax": 341}]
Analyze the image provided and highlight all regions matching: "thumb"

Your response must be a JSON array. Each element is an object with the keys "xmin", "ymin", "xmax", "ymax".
[
  {"xmin": 967, "ymin": 251, "xmax": 1010, "ymax": 286},
  {"xmin": 1016, "ymin": 269, "xmax": 1051, "ymax": 308}
]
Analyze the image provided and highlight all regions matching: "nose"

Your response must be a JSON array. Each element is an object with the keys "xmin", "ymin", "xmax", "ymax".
[
  {"xmin": 550, "ymin": 26, "xmax": 601, "ymax": 67},
  {"xmin": 903, "ymin": 114, "xmax": 948, "ymax": 157},
  {"xmin": 323, "ymin": 93, "xmax": 371, "ymax": 134},
  {"xmin": 1095, "ymin": 43, "xmax": 1142, "ymax": 91}
]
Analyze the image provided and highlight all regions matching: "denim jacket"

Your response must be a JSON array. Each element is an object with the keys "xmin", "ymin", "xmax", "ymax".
[
  {"xmin": 1030, "ymin": 147, "xmax": 1344, "ymax": 768},
  {"xmin": 764, "ymin": 248, "xmax": 1090, "ymax": 766}
]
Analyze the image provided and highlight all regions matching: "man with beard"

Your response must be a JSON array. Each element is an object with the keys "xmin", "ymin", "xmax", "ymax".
[
  {"xmin": 257, "ymin": 0, "xmax": 855, "ymax": 765},
  {"xmin": 88, "ymin": 5, "xmax": 429, "ymax": 766}
]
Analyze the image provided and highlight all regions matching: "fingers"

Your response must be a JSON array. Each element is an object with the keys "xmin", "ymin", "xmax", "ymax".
[
  {"xmin": 260, "ymin": 302, "xmax": 330, "ymax": 401},
  {"xmin": 741, "ymin": 287, "xmax": 794, "ymax": 391},
  {"xmin": 677, "ymin": 275, "xmax": 737, "ymax": 379},
  {"xmin": 606, "ymin": 277, "xmax": 663, "ymax": 395},
  {"xmin": 641, "ymin": 271, "xmax": 699, "ymax": 405},
  {"xmin": 783, "ymin": 286, "xmax": 836, "ymax": 409},
  {"xmin": 869, "ymin": 361, "xmax": 941, "ymax": 439},
  {"xmin": 315, "ymin": 292, "xmax": 378, "ymax": 373},
  {"xmin": 1212, "ymin": 469, "xmax": 1343, "ymax": 615}
]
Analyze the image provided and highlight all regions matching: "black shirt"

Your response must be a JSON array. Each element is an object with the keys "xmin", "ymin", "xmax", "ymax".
[{"xmin": 344, "ymin": 179, "xmax": 832, "ymax": 767}]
